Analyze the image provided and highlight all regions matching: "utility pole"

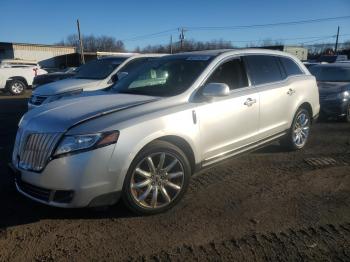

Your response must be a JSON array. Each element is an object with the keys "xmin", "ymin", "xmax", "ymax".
[
  {"xmin": 77, "ymin": 19, "xmax": 85, "ymax": 64},
  {"xmin": 170, "ymin": 35, "xmax": 173, "ymax": 54},
  {"xmin": 335, "ymin": 26, "xmax": 340, "ymax": 54},
  {"xmin": 179, "ymin": 27, "xmax": 186, "ymax": 51}
]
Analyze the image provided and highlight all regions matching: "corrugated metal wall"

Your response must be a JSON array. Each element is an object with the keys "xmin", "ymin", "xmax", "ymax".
[{"xmin": 12, "ymin": 44, "xmax": 76, "ymax": 67}]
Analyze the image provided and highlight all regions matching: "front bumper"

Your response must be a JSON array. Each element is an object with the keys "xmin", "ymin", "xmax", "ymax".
[
  {"xmin": 320, "ymin": 99, "xmax": 349, "ymax": 118},
  {"xmin": 11, "ymin": 144, "xmax": 123, "ymax": 208}
]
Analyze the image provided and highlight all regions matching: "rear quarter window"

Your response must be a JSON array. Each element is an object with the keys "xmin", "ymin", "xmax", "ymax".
[
  {"xmin": 244, "ymin": 55, "xmax": 284, "ymax": 85},
  {"xmin": 279, "ymin": 57, "xmax": 304, "ymax": 76}
]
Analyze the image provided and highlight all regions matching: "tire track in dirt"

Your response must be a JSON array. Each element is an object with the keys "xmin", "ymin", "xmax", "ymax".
[
  {"xmin": 132, "ymin": 223, "xmax": 350, "ymax": 261},
  {"xmin": 187, "ymin": 152, "xmax": 350, "ymax": 195}
]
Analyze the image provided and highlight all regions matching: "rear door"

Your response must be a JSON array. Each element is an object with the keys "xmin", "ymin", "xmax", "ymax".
[
  {"xmin": 196, "ymin": 57, "xmax": 260, "ymax": 164},
  {"xmin": 243, "ymin": 55, "xmax": 291, "ymax": 139}
]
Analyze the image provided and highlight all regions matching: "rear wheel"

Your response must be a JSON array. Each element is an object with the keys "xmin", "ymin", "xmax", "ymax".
[
  {"xmin": 8, "ymin": 79, "xmax": 26, "ymax": 95},
  {"xmin": 341, "ymin": 103, "xmax": 350, "ymax": 123},
  {"xmin": 281, "ymin": 108, "xmax": 311, "ymax": 150},
  {"xmin": 122, "ymin": 140, "xmax": 191, "ymax": 215}
]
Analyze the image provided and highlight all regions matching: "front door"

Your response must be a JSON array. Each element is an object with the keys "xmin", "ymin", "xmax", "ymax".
[{"xmin": 195, "ymin": 57, "xmax": 260, "ymax": 165}]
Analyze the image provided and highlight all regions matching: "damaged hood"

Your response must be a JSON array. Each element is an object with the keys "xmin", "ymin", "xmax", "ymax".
[{"xmin": 20, "ymin": 93, "xmax": 158, "ymax": 133}]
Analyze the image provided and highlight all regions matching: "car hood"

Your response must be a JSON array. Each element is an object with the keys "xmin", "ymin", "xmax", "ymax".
[
  {"xmin": 35, "ymin": 72, "xmax": 74, "ymax": 79},
  {"xmin": 32, "ymin": 78, "xmax": 102, "ymax": 96},
  {"xmin": 318, "ymin": 81, "xmax": 350, "ymax": 95},
  {"xmin": 21, "ymin": 93, "xmax": 158, "ymax": 133}
]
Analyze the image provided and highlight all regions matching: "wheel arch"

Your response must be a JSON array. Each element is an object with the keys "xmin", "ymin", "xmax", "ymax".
[
  {"xmin": 298, "ymin": 102, "xmax": 313, "ymax": 122},
  {"xmin": 7, "ymin": 76, "xmax": 29, "ymax": 87},
  {"xmin": 155, "ymin": 135, "xmax": 196, "ymax": 174}
]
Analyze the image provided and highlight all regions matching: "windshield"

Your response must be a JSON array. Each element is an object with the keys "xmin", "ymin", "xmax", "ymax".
[
  {"xmin": 75, "ymin": 57, "xmax": 127, "ymax": 80},
  {"xmin": 113, "ymin": 56, "xmax": 213, "ymax": 97},
  {"xmin": 310, "ymin": 66, "xmax": 350, "ymax": 82},
  {"xmin": 117, "ymin": 57, "xmax": 156, "ymax": 73}
]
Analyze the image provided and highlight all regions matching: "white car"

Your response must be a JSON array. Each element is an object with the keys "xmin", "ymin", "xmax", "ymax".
[
  {"xmin": 0, "ymin": 59, "xmax": 47, "ymax": 95},
  {"xmin": 28, "ymin": 54, "xmax": 164, "ymax": 109},
  {"xmin": 12, "ymin": 49, "xmax": 320, "ymax": 215}
]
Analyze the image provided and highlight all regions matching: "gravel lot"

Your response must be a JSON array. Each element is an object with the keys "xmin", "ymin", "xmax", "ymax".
[{"xmin": 0, "ymin": 91, "xmax": 349, "ymax": 261}]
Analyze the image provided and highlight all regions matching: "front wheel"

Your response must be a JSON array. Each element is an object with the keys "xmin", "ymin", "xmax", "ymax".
[
  {"xmin": 8, "ymin": 80, "xmax": 26, "ymax": 95},
  {"xmin": 122, "ymin": 140, "xmax": 191, "ymax": 215},
  {"xmin": 281, "ymin": 108, "xmax": 311, "ymax": 150}
]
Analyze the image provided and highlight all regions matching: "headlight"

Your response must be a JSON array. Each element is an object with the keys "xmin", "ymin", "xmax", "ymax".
[
  {"xmin": 47, "ymin": 89, "xmax": 83, "ymax": 103},
  {"xmin": 325, "ymin": 91, "xmax": 350, "ymax": 101},
  {"xmin": 54, "ymin": 131, "xmax": 119, "ymax": 157}
]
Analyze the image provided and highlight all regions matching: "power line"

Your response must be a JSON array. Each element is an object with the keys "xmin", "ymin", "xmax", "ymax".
[
  {"xmin": 223, "ymin": 33, "xmax": 350, "ymax": 45},
  {"xmin": 300, "ymin": 36, "xmax": 336, "ymax": 44},
  {"xmin": 122, "ymin": 28, "xmax": 178, "ymax": 42},
  {"xmin": 121, "ymin": 15, "xmax": 350, "ymax": 42},
  {"xmin": 186, "ymin": 15, "xmax": 350, "ymax": 31}
]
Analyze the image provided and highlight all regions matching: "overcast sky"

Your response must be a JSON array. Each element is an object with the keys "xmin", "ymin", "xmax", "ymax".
[{"xmin": 1, "ymin": 0, "xmax": 350, "ymax": 50}]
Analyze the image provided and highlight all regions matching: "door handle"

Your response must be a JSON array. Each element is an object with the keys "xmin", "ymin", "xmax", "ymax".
[
  {"xmin": 244, "ymin": 98, "xmax": 256, "ymax": 107},
  {"xmin": 287, "ymin": 88, "xmax": 296, "ymax": 95}
]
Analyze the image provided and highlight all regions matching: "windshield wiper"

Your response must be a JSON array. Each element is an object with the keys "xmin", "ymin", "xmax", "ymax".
[{"xmin": 118, "ymin": 90, "xmax": 143, "ymax": 95}]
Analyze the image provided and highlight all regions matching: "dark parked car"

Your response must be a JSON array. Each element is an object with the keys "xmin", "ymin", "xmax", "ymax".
[
  {"xmin": 309, "ymin": 63, "xmax": 350, "ymax": 122},
  {"xmin": 32, "ymin": 67, "xmax": 78, "ymax": 89}
]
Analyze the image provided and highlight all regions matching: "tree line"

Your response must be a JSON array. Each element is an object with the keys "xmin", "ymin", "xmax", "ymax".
[
  {"xmin": 57, "ymin": 34, "xmax": 125, "ymax": 52},
  {"xmin": 57, "ymin": 34, "xmax": 350, "ymax": 57}
]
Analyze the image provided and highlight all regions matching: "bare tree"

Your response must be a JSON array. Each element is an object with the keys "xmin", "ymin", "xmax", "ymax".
[{"xmin": 58, "ymin": 34, "xmax": 125, "ymax": 52}]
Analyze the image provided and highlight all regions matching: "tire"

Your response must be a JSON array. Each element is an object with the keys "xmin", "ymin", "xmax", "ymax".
[
  {"xmin": 341, "ymin": 103, "xmax": 350, "ymax": 123},
  {"xmin": 8, "ymin": 79, "xmax": 26, "ymax": 95},
  {"xmin": 122, "ymin": 140, "xmax": 191, "ymax": 215},
  {"xmin": 281, "ymin": 108, "xmax": 311, "ymax": 150}
]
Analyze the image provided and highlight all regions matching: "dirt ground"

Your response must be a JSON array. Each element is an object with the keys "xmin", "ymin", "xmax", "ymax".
[{"xmin": 0, "ymin": 91, "xmax": 349, "ymax": 261}]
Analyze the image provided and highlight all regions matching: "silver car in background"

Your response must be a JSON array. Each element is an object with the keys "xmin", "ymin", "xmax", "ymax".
[
  {"xmin": 28, "ymin": 54, "xmax": 164, "ymax": 109},
  {"xmin": 12, "ymin": 49, "xmax": 320, "ymax": 214}
]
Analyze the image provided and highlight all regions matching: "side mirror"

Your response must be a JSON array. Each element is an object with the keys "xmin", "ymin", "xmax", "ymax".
[
  {"xmin": 117, "ymin": 71, "xmax": 128, "ymax": 80},
  {"xmin": 109, "ymin": 72, "xmax": 128, "ymax": 84},
  {"xmin": 202, "ymin": 83, "xmax": 230, "ymax": 98}
]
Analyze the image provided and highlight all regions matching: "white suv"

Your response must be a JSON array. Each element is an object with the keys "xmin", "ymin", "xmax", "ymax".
[
  {"xmin": 12, "ymin": 49, "xmax": 320, "ymax": 215},
  {"xmin": 0, "ymin": 59, "xmax": 47, "ymax": 95}
]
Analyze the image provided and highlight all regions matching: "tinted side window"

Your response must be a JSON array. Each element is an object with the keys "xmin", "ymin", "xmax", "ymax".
[
  {"xmin": 244, "ymin": 55, "xmax": 283, "ymax": 85},
  {"xmin": 206, "ymin": 58, "xmax": 248, "ymax": 90},
  {"xmin": 280, "ymin": 57, "xmax": 303, "ymax": 76}
]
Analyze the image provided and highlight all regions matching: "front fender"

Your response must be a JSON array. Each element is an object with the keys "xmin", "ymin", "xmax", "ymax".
[{"xmin": 107, "ymin": 110, "xmax": 200, "ymax": 192}]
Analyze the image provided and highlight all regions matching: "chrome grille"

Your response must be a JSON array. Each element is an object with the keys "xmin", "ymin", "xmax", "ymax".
[{"xmin": 18, "ymin": 133, "xmax": 61, "ymax": 172}]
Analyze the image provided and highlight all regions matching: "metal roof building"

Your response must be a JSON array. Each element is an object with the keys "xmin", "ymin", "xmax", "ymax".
[
  {"xmin": 0, "ymin": 42, "xmax": 77, "ymax": 68},
  {"xmin": 0, "ymin": 42, "xmax": 138, "ymax": 69}
]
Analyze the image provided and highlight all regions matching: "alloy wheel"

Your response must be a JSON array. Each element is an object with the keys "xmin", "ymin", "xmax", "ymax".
[
  {"xmin": 11, "ymin": 82, "xmax": 24, "ymax": 94},
  {"xmin": 130, "ymin": 152, "xmax": 185, "ymax": 209},
  {"xmin": 292, "ymin": 112, "xmax": 310, "ymax": 147},
  {"xmin": 345, "ymin": 104, "xmax": 350, "ymax": 122}
]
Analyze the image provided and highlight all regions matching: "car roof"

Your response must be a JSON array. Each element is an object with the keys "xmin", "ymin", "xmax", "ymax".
[{"xmin": 168, "ymin": 48, "xmax": 298, "ymax": 59}]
